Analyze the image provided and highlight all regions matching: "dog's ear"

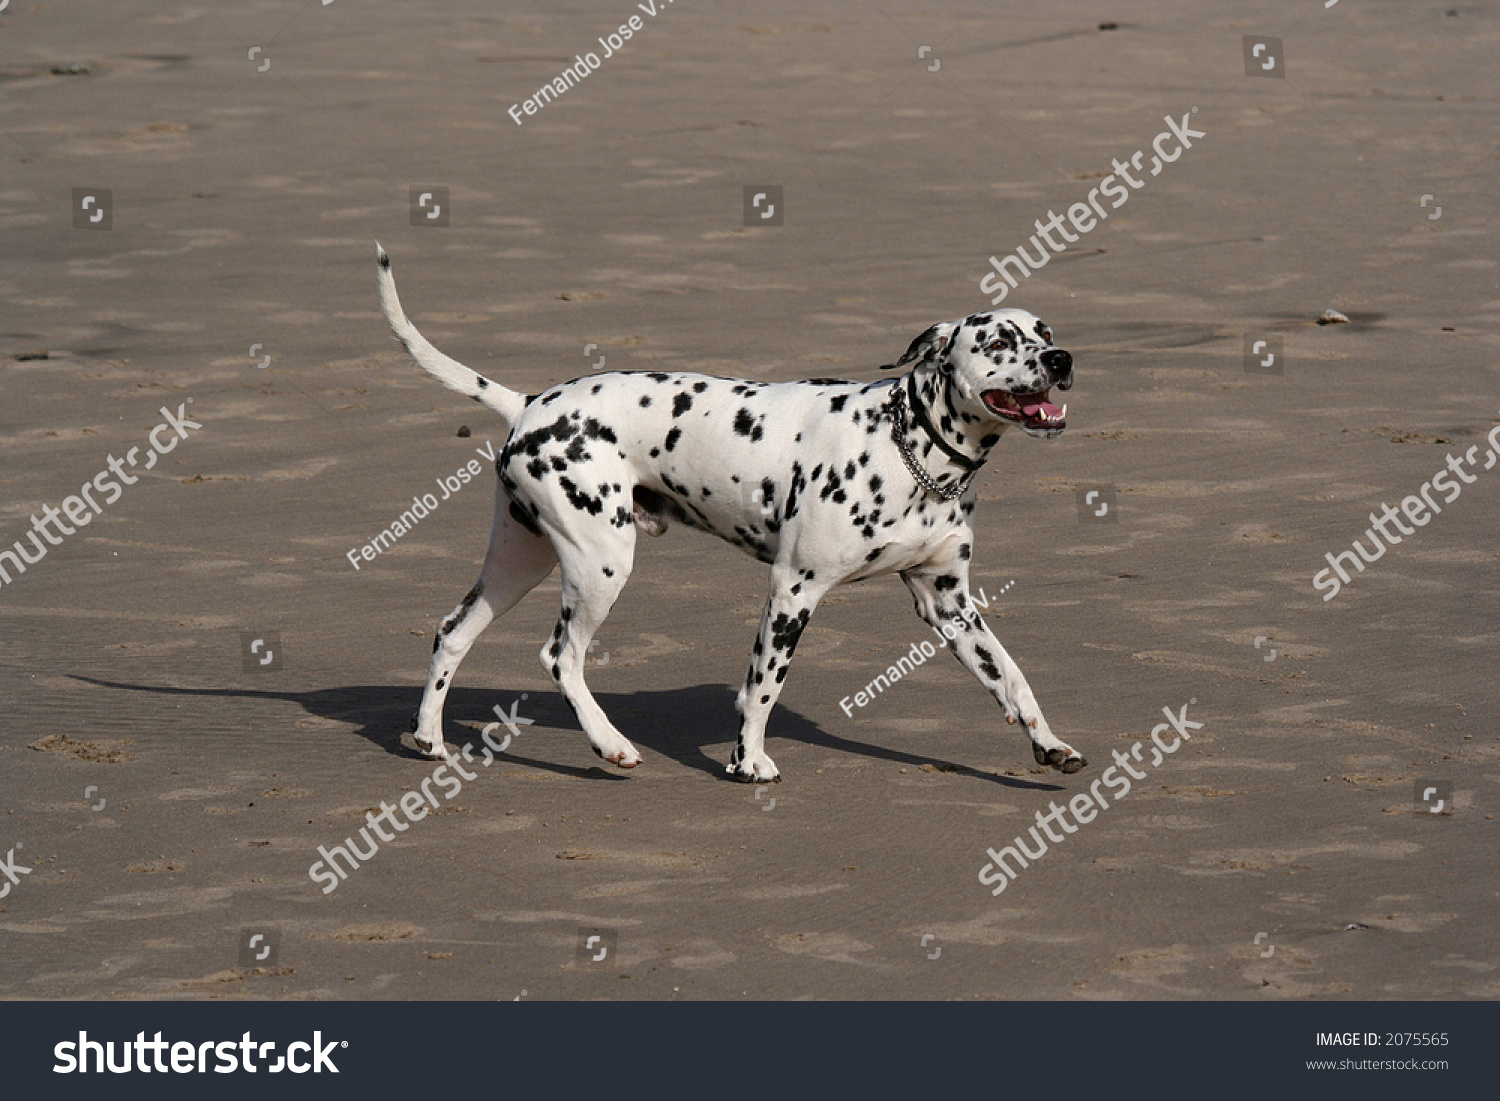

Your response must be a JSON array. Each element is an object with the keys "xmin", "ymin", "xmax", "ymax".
[{"xmin": 881, "ymin": 322, "xmax": 957, "ymax": 370}]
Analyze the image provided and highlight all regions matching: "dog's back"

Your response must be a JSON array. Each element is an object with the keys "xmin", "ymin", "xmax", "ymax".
[{"xmin": 500, "ymin": 369, "xmax": 907, "ymax": 568}]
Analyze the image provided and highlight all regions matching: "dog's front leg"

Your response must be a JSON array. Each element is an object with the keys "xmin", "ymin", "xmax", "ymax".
[
  {"xmin": 727, "ymin": 566, "xmax": 834, "ymax": 783},
  {"xmin": 900, "ymin": 566, "xmax": 1086, "ymax": 774}
]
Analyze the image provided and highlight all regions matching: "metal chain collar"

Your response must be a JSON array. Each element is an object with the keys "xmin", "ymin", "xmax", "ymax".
[{"xmin": 890, "ymin": 384, "xmax": 975, "ymax": 501}]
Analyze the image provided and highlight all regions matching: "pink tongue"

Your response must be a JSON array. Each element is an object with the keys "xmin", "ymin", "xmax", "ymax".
[{"xmin": 1017, "ymin": 394, "xmax": 1061, "ymax": 419}]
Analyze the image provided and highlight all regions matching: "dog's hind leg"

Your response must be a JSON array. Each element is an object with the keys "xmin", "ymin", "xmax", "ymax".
[
  {"xmin": 541, "ymin": 526, "xmax": 641, "ymax": 768},
  {"xmin": 411, "ymin": 485, "xmax": 557, "ymax": 758},
  {"xmin": 726, "ymin": 564, "xmax": 835, "ymax": 783},
  {"xmin": 900, "ymin": 562, "xmax": 1086, "ymax": 774}
]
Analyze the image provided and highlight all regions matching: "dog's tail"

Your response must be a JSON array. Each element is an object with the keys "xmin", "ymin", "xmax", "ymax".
[{"xmin": 375, "ymin": 242, "xmax": 527, "ymax": 427}]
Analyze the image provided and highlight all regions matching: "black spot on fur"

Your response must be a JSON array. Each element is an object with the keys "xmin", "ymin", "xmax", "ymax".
[
  {"xmin": 582, "ymin": 418, "xmax": 617, "ymax": 444},
  {"xmin": 558, "ymin": 476, "xmax": 604, "ymax": 515},
  {"xmin": 508, "ymin": 414, "xmax": 578, "ymax": 460},
  {"xmin": 509, "ymin": 499, "xmax": 542, "ymax": 535},
  {"xmin": 769, "ymin": 608, "xmax": 811, "ymax": 655},
  {"xmin": 664, "ymin": 426, "xmax": 682, "ymax": 452},
  {"xmin": 440, "ymin": 582, "xmax": 484, "ymax": 637},
  {"xmin": 672, "ymin": 392, "xmax": 693, "ymax": 418}
]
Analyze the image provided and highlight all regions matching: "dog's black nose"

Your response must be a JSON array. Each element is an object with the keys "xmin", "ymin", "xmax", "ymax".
[{"xmin": 1041, "ymin": 348, "xmax": 1073, "ymax": 390}]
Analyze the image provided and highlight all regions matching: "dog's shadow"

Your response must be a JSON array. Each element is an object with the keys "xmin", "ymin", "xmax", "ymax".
[{"xmin": 69, "ymin": 676, "xmax": 1062, "ymax": 790}]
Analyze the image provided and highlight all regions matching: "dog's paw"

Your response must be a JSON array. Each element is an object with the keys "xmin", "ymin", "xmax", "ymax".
[
  {"xmin": 414, "ymin": 733, "xmax": 448, "ymax": 760},
  {"xmin": 1033, "ymin": 743, "xmax": 1087, "ymax": 773},
  {"xmin": 591, "ymin": 742, "xmax": 642, "ymax": 769},
  {"xmin": 726, "ymin": 754, "xmax": 780, "ymax": 783}
]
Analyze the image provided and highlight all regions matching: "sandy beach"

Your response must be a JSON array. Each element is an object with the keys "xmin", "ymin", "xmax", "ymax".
[{"xmin": 0, "ymin": 0, "xmax": 1496, "ymax": 1000}]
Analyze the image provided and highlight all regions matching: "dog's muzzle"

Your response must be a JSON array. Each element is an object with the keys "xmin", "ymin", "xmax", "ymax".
[
  {"xmin": 1042, "ymin": 348, "xmax": 1074, "ymax": 391},
  {"xmin": 980, "ymin": 347, "xmax": 1073, "ymax": 430}
]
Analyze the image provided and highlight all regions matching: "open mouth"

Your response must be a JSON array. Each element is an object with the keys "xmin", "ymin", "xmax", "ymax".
[{"xmin": 982, "ymin": 388, "xmax": 1067, "ymax": 429}]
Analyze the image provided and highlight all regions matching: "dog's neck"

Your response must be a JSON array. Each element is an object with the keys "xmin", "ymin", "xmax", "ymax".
[{"xmin": 897, "ymin": 367, "xmax": 1004, "ymax": 489}]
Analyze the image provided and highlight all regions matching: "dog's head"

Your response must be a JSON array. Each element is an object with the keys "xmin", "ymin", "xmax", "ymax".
[{"xmin": 884, "ymin": 310, "xmax": 1073, "ymax": 439}]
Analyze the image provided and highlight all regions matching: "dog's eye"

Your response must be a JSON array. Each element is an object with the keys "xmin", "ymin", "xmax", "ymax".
[
  {"xmin": 1041, "ymin": 327, "xmax": 1053, "ymax": 343},
  {"xmin": 986, "ymin": 340, "xmax": 1008, "ymax": 352}
]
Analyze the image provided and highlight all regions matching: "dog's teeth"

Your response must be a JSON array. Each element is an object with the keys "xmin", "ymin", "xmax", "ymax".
[{"xmin": 1059, "ymin": 404, "xmax": 1067, "ymax": 419}]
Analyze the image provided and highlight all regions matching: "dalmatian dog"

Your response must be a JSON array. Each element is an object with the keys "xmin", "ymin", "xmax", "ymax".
[{"xmin": 375, "ymin": 244, "xmax": 1086, "ymax": 782}]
